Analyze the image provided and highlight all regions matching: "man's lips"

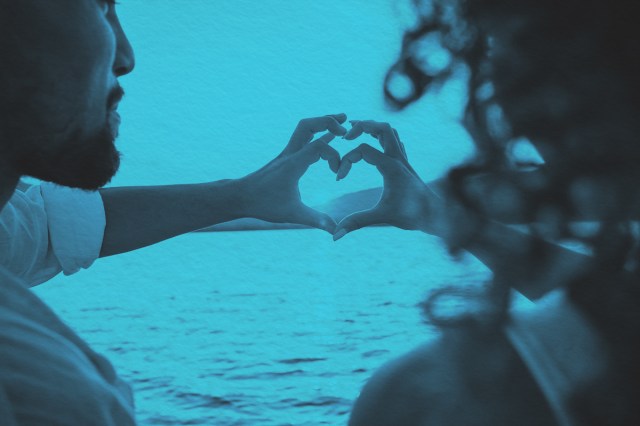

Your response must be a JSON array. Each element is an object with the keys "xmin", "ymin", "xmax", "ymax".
[
  {"xmin": 109, "ymin": 109, "xmax": 121, "ymax": 136},
  {"xmin": 107, "ymin": 85, "xmax": 124, "ymax": 136},
  {"xmin": 108, "ymin": 84, "xmax": 125, "ymax": 111}
]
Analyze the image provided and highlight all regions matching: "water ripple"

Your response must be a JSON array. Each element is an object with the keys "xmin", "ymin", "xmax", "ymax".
[{"xmin": 276, "ymin": 357, "xmax": 327, "ymax": 365}]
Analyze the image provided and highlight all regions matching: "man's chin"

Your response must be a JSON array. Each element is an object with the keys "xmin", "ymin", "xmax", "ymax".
[
  {"xmin": 18, "ymin": 125, "xmax": 121, "ymax": 191},
  {"xmin": 46, "ymin": 151, "xmax": 120, "ymax": 190},
  {"xmin": 26, "ymin": 148, "xmax": 121, "ymax": 191}
]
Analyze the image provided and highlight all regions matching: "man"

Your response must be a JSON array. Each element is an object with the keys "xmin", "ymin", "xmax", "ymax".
[{"xmin": 0, "ymin": 1, "xmax": 347, "ymax": 423}]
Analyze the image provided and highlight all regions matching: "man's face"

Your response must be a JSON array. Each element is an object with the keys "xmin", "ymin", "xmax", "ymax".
[{"xmin": 0, "ymin": 0, "xmax": 135, "ymax": 190}]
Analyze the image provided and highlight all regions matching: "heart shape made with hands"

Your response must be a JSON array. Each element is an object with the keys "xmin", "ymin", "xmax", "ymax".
[
  {"xmin": 307, "ymin": 125, "xmax": 385, "ymax": 223},
  {"xmin": 301, "ymin": 118, "xmax": 421, "ymax": 239},
  {"xmin": 244, "ymin": 114, "xmax": 426, "ymax": 239}
]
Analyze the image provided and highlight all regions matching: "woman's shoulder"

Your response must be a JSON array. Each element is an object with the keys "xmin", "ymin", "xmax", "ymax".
[{"xmin": 349, "ymin": 326, "xmax": 557, "ymax": 426}]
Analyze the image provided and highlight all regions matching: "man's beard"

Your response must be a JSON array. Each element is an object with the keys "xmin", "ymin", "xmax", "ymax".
[{"xmin": 16, "ymin": 121, "xmax": 121, "ymax": 191}]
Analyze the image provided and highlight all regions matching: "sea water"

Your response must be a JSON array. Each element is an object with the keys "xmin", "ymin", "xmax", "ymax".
[
  {"xmin": 35, "ymin": 1, "xmax": 485, "ymax": 424},
  {"xmin": 36, "ymin": 230, "xmax": 490, "ymax": 425}
]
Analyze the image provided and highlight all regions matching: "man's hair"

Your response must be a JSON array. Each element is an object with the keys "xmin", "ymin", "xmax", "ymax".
[{"xmin": 389, "ymin": 1, "xmax": 640, "ymax": 423}]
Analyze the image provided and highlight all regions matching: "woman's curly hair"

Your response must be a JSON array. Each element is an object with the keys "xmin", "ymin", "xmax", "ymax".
[{"xmin": 388, "ymin": 1, "xmax": 640, "ymax": 423}]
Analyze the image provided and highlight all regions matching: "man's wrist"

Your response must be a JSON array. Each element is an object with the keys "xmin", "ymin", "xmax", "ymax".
[{"xmin": 203, "ymin": 178, "xmax": 251, "ymax": 222}]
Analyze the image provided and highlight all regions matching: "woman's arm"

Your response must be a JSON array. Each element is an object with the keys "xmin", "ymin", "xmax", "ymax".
[{"xmin": 332, "ymin": 120, "xmax": 591, "ymax": 300}]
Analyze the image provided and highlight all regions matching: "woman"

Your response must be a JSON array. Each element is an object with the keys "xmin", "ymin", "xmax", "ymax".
[{"xmin": 339, "ymin": 1, "xmax": 640, "ymax": 425}]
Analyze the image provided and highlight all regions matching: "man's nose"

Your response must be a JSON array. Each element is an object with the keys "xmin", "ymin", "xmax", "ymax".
[{"xmin": 113, "ymin": 21, "xmax": 135, "ymax": 77}]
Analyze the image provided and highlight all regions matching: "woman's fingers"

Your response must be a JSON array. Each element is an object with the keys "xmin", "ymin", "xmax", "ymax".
[
  {"xmin": 284, "ymin": 114, "xmax": 348, "ymax": 155},
  {"xmin": 333, "ymin": 210, "xmax": 387, "ymax": 241},
  {"xmin": 336, "ymin": 143, "xmax": 393, "ymax": 181},
  {"xmin": 391, "ymin": 128, "xmax": 409, "ymax": 159},
  {"xmin": 327, "ymin": 113, "xmax": 348, "ymax": 125},
  {"xmin": 343, "ymin": 120, "xmax": 365, "ymax": 140},
  {"xmin": 345, "ymin": 121, "xmax": 419, "ymax": 175},
  {"xmin": 344, "ymin": 120, "xmax": 404, "ymax": 159},
  {"xmin": 294, "ymin": 133, "xmax": 341, "ymax": 174}
]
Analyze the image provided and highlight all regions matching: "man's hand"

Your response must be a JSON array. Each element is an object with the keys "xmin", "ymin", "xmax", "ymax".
[
  {"xmin": 236, "ymin": 114, "xmax": 348, "ymax": 234},
  {"xmin": 332, "ymin": 120, "xmax": 443, "ymax": 240}
]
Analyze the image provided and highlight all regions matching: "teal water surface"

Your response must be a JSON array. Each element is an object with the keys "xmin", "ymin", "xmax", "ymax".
[{"xmin": 36, "ymin": 230, "xmax": 490, "ymax": 425}]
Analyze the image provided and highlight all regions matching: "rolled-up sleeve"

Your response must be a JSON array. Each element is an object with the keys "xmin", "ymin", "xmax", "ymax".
[
  {"xmin": 40, "ymin": 182, "xmax": 106, "ymax": 276},
  {"xmin": 0, "ymin": 183, "xmax": 106, "ymax": 286}
]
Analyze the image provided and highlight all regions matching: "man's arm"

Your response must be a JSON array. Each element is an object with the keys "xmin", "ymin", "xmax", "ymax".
[
  {"xmin": 99, "ymin": 180, "xmax": 244, "ymax": 257},
  {"xmin": 0, "ymin": 184, "xmax": 108, "ymax": 286},
  {"xmin": 98, "ymin": 114, "xmax": 348, "ymax": 257},
  {"xmin": 100, "ymin": 179, "xmax": 375, "ymax": 255},
  {"xmin": 202, "ymin": 187, "xmax": 383, "ymax": 232}
]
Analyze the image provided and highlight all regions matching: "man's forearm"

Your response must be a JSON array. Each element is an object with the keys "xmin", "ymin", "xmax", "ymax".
[
  {"xmin": 99, "ymin": 180, "xmax": 245, "ymax": 257},
  {"xmin": 203, "ymin": 187, "xmax": 384, "ymax": 232}
]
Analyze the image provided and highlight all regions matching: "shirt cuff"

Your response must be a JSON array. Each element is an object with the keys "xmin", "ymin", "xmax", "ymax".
[{"xmin": 40, "ymin": 183, "xmax": 106, "ymax": 275}]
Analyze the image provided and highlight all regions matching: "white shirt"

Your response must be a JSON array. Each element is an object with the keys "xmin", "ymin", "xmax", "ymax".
[
  {"xmin": 0, "ymin": 183, "xmax": 105, "ymax": 286},
  {"xmin": 0, "ymin": 184, "xmax": 135, "ymax": 424},
  {"xmin": 0, "ymin": 266, "xmax": 136, "ymax": 425}
]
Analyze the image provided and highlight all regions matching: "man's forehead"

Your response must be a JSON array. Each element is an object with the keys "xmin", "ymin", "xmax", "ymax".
[{"xmin": 0, "ymin": 0, "xmax": 105, "ymax": 46}]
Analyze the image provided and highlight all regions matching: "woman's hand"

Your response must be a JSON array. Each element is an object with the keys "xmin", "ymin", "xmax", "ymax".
[
  {"xmin": 237, "ymin": 114, "xmax": 347, "ymax": 234},
  {"xmin": 333, "ymin": 120, "xmax": 443, "ymax": 240}
]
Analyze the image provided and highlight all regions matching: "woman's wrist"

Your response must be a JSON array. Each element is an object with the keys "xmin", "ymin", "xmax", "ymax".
[{"xmin": 415, "ymin": 183, "xmax": 446, "ymax": 236}]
